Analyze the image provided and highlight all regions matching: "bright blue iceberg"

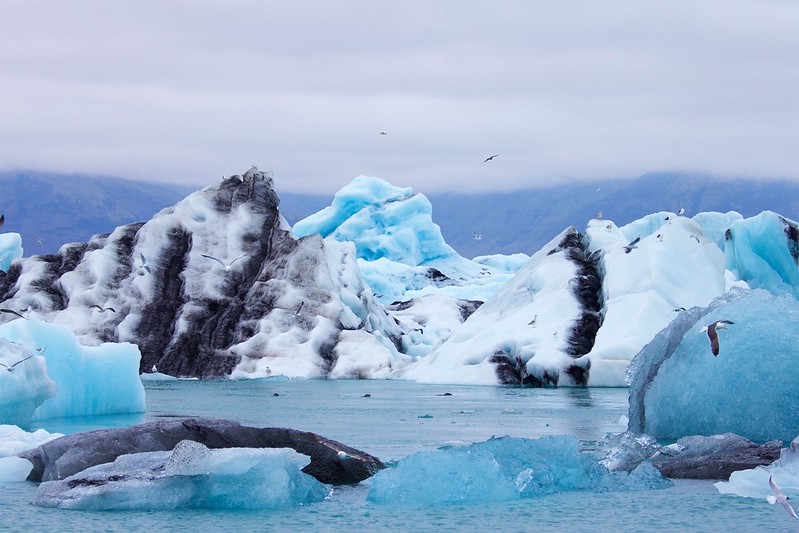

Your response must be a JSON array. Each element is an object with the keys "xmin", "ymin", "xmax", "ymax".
[
  {"xmin": 0, "ymin": 232, "xmax": 23, "ymax": 272},
  {"xmin": 628, "ymin": 289, "xmax": 799, "ymax": 443},
  {"xmin": 367, "ymin": 435, "xmax": 671, "ymax": 505},
  {"xmin": 0, "ymin": 318, "xmax": 145, "ymax": 426},
  {"xmin": 34, "ymin": 440, "xmax": 331, "ymax": 510},
  {"xmin": 723, "ymin": 211, "xmax": 799, "ymax": 297}
]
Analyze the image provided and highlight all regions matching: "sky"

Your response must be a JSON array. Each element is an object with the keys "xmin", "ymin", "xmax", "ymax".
[{"xmin": 1, "ymin": 0, "xmax": 798, "ymax": 194}]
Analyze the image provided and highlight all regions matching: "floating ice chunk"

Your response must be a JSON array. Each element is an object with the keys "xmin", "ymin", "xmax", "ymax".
[
  {"xmin": 0, "ymin": 425, "xmax": 62, "ymax": 482},
  {"xmin": 34, "ymin": 440, "xmax": 331, "ymax": 510},
  {"xmin": 367, "ymin": 435, "xmax": 671, "ymax": 505},
  {"xmin": 0, "ymin": 338, "xmax": 55, "ymax": 426},
  {"xmin": 628, "ymin": 289, "xmax": 799, "ymax": 443}
]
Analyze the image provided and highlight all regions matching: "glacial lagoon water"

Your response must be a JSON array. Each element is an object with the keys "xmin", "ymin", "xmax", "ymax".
[{"xmin": 2, "ymin": 379, "xmax": 791, "ymax": 532}]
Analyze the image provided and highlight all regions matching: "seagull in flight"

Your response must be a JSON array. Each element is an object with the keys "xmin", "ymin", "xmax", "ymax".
[
  {"xmin": 473, "ymin": 232, "xmax": 482, "ymax": 241},
  {"xmin": 201, "ymin": 254, "xmax": 245, "ymax": 271},
  {"xmin": 677, "ymin": 208, "xmax": 685, "ymax": 216},
  {"xmin": 0, "ymin": 355, "xmax": 33, "ymax": 372},
  {"xmin": 0, "ymin": 308, "xmax": 28, "ymax": 320},
  {"xmin": 700, "ymin": 319, "xmax": 733, "ymax": 356},
  {"xmin": 89, "ymin": 304, "xmax": 116, "ymax": 313},
  {"xmin": 623, "ymin": 236, "xmax": 641, "ymax": 254},
  {"xmin": 483, "ymin": 154, "xmax": 498, "ymax": 163},
  {"xmin": 379, "ymin": 131, "xmax": 388, "ymax": 135},
  {"xmin": 689, "ymin": 234, "xmax": 701, "ymax": 243},
  {"xmin": 768, "ymin": 475, "xmax": 798, "ymax": 520},
  {"xmin": 139, "ymin": 253, "xmax": 151, "ymax": 274}
]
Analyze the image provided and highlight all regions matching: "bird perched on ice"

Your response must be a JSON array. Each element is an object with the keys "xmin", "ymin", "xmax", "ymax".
[
  {"xmin": 0, "ymin": 355, "xmax": 33, "ymax": 372},
  {"xmin": 700, "ymin": 320, "xmax": 733, "ymax": 356},
  {"xmin": 483, "ymin": 154, "xmax": 498, "ymax": 162},
  {"xmin": 0, "ymin": 308, "xmax": 28, "ymax": 320},
  {"xmin": 201, "ymin": 254, "xmax": 245, "ymax": 272},
  {"xmin": 595, "ymin": 211, "xmax": 603, "ymax": 219},
  {"xmin": 768, "ymin": 475, "xmax": 798, "ymax": 520},
  {"xmin": 623, "ymin": 236, "xmax": 641, "ymax": 253}
]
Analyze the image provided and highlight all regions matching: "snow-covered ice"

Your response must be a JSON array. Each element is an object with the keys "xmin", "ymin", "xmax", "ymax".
[{"xmin": 0, "ymin": 425, "xmax": 62, "ymax": 482}]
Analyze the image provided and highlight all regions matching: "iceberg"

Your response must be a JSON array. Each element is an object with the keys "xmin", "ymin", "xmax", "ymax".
[
  {"xmin": 0, "ymin": 232, "xmax": 23, "ymax": 272},
  {"xmin": 0, "ymin": 425, "xmax": 62, "ymax": 482},
  {"xmin": 34, "ymin": 439, "xmax": 331, "ymax": 510},
  {"xmin": 627, "ymin": 289, "xmax": 799, "ymax": 443},
  {"xmin": 0, "ymin": 318, "xmax": 145, "ymax": 425},
  {"xmin": 367, "ymin": 435, "xmax": 671, "ymax": 505}
]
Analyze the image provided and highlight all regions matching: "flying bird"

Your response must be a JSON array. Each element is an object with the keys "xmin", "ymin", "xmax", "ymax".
[
  {"xmin": 89, "ymin": 304, "xmax": 116, "ymax": 313},
  {"xmin": 677, "ymin": 208, "xmax": 685, "ymax": 216},
  {"xmin": 483, "ymin": 154, "xmax": 498, "ymax": 163},
  {"xmin": 0, "ymin": 308, "xmax": 28, "ymax": 320},
  {"xmin": 379, "ymin": 131, "xmax": 388, "ymax": 135},
  {"xmin": 0, "ymin": 355, "xmax": 33, "ymax": 372},
  {"xmin": 595, "ymin": 211, "xmax": 603, "ymax": 219},
  {"xmin": 139, "ymin": 253, "xmax": 151, "ymax": 274},
  {"xmin": 623, "ymin": 236, "xmax": 641, "ymax": 254},
  {"xmin": 689, "ymin": 234, "xmax": 701, "ymax": 243},
  {"xmin": 473, "ymin": 232, "xmax": 482, "ymax": 241},
  {"xmin": 201, "ymin": 254, "xmax": 245, "ymax": 271},
  {"xmin": 768, "ymin": 475, "xmax": 798, "ymax": 520},
  {"xmin": 528, "ymin": 315, "xmax": 538, "ymax": 326},
  {"xmin": 700, "ymin": 319, "xmax": 734, "ymax": 356},
  {"xmin": 295, "ymin": 301, "xmax": 304, "ymax": 315},
  {"xmin": 670, "ymin": 307, "xmax": 686, "ymax": 314}
]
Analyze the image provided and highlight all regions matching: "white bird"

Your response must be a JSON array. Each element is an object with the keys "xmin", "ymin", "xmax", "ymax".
[
  {"xmin": 528, "ymin": 315, "xmax": 537, "ymax": 326},
  {"xmin": 201, "ymin": 254, "xmax": 245, "ymax": 271},
  {"xmin": 677, "ymin": 208, "xmax": 685, "ymax": 216},
  {"xmin": 689, "ymin": 234, "xmax": 701, "ymax": 243},
  {"xmin": 0, "ymin": 355, "xmax": 33, "ymax": 372},
  {"xmin": 768, "ymin": 475, "xmax": 798, "ymax": 520},
  {"xmin": 151, "ymin": 365, "xmax": 158, "ymax": 373},
  {"xmin": 595, "ymin": 211, "xmax": 603, "ymax": 219},
  {"xmin": 139, "ymin": 253, "xmax": 151, "ymax": 274},
  {"xmin": 89, "ymin": 304, "xmax": 116, "ymax": 313},
  {"xmin": 623, "ymin": 236, "xmax": 641, "ymax": 254},
  {"xmin": 700, "ymin": 319, "xmax": 733, "ymax": 356},
  {"xmin": 473, "ymin": 232, "xmax": 482, "ymax": 241}
]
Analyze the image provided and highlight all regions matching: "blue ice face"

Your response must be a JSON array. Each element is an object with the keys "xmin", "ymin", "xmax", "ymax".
[
  {"xmin": 628, "ymin": 289, "xmax": 799, "ymax": 443},
  {"xmin": 367, "ymin": 435, "xmax": 670, "ymax": 505},
  {"xmin": 0, "ymin": 233, "xmax": 23, "ymax": 272}
]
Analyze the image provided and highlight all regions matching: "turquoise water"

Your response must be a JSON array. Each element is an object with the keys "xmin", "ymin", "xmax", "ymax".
[{"xmin": 1, "ymin": 380, "xmax": 791, "ymax": 532}]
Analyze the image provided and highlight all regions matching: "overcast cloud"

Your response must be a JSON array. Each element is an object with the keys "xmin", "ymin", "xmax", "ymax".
[{"xmin": 1, "ymin": 0, "xmax": 797, "ymax": 193}]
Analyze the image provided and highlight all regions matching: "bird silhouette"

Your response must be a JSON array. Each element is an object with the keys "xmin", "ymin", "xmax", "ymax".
[
  {"xmin": 0, "ymin": 355, "xmax": 33, "ymax": 372},
  {"xmin": 89, "ymin": 304, "xmax": 116, "ymax": 313},
  {"xmin": 201, "ymin": 254, "xmax": 245, "ymax": 271},
  {"xmin": 379, "ymin": 131, "xmax": 388, "ymax": 135},
  {"xmin": 483, "ymin": 154, "xmax": 498, "ymax": 162}
]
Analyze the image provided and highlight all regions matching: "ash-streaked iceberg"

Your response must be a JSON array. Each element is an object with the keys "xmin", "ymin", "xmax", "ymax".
[
  {"xmin": 34, "ymin": 439, "xmax": 331, "ymax": 510},
  {"xmin": 367, "ymin": 435, "xmax": 671, "ymax": 505},
  {"xmin": 627, "ymin": 289, "xmax": 799, "ymax": 443}
]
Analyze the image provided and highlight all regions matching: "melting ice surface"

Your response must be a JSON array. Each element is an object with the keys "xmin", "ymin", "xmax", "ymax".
[
  {"xmin": 0, "ymin": 232, "xmax": 23, "ymax": 272},
  {"xmin": 34, "ymin": 440, "xmax": 331, "ymax": 510},
  {"xmin": 0, "ymin": 425, "xmax": 62, "ymax": 482},
  {"xmin": 627, "ymin": 289, "xmax": 799, "ymax": 443},
  {"xmin": 367, "ymin": 435, "xmax": 671, "ymax": 505}
]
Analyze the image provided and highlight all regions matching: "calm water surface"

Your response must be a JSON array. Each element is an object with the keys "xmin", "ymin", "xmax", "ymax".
[{"xmin": 2, "ymin": 380, "xmax": 791, "ymax": 532}]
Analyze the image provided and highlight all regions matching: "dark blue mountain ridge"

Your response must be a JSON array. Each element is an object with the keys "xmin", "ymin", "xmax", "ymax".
[{"xmin": 1, "ymin": 170, "xmax": 797, "ymax": 258}]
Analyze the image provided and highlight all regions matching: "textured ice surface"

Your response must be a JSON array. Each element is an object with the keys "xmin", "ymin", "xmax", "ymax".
[
  {"xmin": 367, "ymin": 435, "xmax": 671, "ymax": 505},
  {"xmin": 34, "ymin": 440, "xmax": 331, "ymax": 510},
  {"xmin": 627, "ymin": 289, "xmax": 799, "ymax": 443},
  {"xmin": 0, "ymin": 319, "xmax": 145, "ymax": 425},
  {"xmin": 0, "ymin": 232, "xmax": 23, "ymax": 272}
]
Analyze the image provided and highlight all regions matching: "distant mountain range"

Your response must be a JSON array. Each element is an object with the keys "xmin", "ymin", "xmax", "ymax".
[{"xmin": 2, "ymin": 170, "xmax": 798, "ymax": 257}]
